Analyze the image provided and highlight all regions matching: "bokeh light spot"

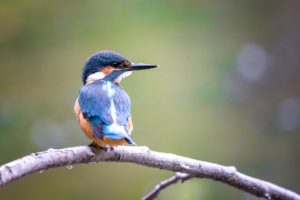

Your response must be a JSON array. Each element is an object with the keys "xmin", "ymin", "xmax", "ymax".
[
  {"xmin": 276, "ymin": 97, "xmax": 300, "ymax": 132},
  {"xmin": 31, "ymin": 119, "xmax": 66, "ymax": 149},
  {"xmin": 236, "ymin": 43, "xmax": 269, "ymax": 82}
]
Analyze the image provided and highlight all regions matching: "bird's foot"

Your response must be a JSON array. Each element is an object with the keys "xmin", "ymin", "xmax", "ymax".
[
  {"xmin": 88, "ymin": 141, "xmax": 99, "ymax": 148},
  {"xmin": 88, "ymin": 142, "xmax": 114, "ymax": 153},
  {"xmin": 88, "ymin": 141, "xmax": 102, "ymax": 153},
  {"xmin": 100, "ymin": 144, "xmax": 114, "ymax": 152}
]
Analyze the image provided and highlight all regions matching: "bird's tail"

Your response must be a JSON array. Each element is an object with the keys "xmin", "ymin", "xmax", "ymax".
[{"xmin": 126, "ymin": 136, "xmax": 137, "ymax": 146}]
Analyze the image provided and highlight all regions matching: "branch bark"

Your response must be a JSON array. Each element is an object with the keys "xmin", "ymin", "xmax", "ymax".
[{"xmin": 0, "ymin": 146, "xmax": 299, "ymax": 200}]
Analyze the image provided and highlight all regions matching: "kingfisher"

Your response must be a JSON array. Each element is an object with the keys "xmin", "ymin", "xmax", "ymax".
[{"xmin": 74, "ymin": 50, "xmax": 157, "ymax": 147}]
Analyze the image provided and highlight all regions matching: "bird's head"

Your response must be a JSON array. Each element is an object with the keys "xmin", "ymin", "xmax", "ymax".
[{"xmin": 82, "ymin": 50, "xmax": 158, "ymax": 85}]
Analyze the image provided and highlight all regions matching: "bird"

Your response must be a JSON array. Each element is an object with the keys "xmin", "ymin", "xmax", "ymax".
[{"xmin": 74, "ymin": 50, "xmax": 158, "ymax": 147}]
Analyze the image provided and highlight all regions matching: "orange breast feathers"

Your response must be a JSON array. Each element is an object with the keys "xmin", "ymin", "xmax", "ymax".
[
  {"xmin": 74, "ymin": 99, "xmax": 128, "ymax": 146},
  {"xmin": 74, "ymin": 99, "xmax": 96, "ymax": 141},
  {"xmin": 127, "ymin": 117, "xmax": 133, "ymax": 135}
]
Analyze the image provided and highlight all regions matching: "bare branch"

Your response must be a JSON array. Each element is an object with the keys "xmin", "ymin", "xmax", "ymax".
[
  {"xmin": 0, "ymin": 146, "xmax": 299, "ymax": 200},
  {"xmin": 142, "ymin": 172, "xmax": 194, "ymax": 200}
]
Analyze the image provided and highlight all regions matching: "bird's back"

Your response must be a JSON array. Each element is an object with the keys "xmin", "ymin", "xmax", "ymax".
[{"xmin": 76, "ymin": 80, "xmax": 134, "ymax": 146}]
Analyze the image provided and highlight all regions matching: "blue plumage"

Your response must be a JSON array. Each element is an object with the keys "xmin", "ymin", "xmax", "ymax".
[
  {"xmin": 82, "ymin": 51, "xmax": 129, "ymax": 84},
  {"xmin": 78, "ymin": 79, "xmax": 134, "ymax": 144},
  {"xmin": 75, "ymin": 50, "xmax": 157, "ymax": 146}
]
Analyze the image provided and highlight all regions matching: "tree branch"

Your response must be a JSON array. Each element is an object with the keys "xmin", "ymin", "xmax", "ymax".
[
  {"xmin": 142, "ymin": 172, "xmax": 194, "ymax": 200},
  {"xmin": 0, "ymin": 146, "xmax": 299, "ymax": 200}
]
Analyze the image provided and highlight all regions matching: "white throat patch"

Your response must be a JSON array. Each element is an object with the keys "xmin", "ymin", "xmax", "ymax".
[
  {"xmin": 86, "ymin": 72, "xmax": 105, "ymax": 84},
  {"xmin": 86, "ymin": 71, "xmax": 133, "ymax": 84},
  {"xmin": 115, "ymin": 71, "xmax": 133, "ymax": 84}
]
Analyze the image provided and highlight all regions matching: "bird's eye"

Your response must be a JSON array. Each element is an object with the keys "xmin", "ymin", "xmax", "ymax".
[
  {"xmin": 113, "ymin": 61, "xmax": 130, "ymax": 68},
  {"xmin": 121, "ymin": 61, "xmax": 131, "ymax": 67}
]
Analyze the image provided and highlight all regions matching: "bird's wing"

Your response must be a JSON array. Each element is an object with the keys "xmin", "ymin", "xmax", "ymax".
[{"xmin": 78, "ymin": 81, "xmax": 133, "ymax": 142}]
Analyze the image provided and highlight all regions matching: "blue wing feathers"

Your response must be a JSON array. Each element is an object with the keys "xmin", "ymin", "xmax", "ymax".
[
  {"xmin": 79, "ymin": 81, "xmax": 112, "ymax": 123},
  {"xmin": 78, "ymin": 80, "xmax": 133, "ymax": 142}
]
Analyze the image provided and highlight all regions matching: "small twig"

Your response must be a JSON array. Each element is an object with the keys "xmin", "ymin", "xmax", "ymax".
[{"xmin": 142, "ymin": 172, "xmax": 194, "ymax": 200}]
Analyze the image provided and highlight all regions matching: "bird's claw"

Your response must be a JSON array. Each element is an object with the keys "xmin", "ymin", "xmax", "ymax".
[
  {"xmin": 101, "ymin": 144, "xmax": 114, "ymax": 152},
  {"xmin": 88, "ymin": 142, "xmax": 114, "ymax": 152}
]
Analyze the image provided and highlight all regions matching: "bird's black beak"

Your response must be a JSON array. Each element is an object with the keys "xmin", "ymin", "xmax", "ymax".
[{"xmin": 129, "ymin": 63, "xmax": 158, "ymax": 71}]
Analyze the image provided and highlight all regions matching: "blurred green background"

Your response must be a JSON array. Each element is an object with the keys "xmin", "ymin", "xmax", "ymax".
[{"xmin": 1, "ymin": 0, "xmax": 300, "ymax": 199}]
